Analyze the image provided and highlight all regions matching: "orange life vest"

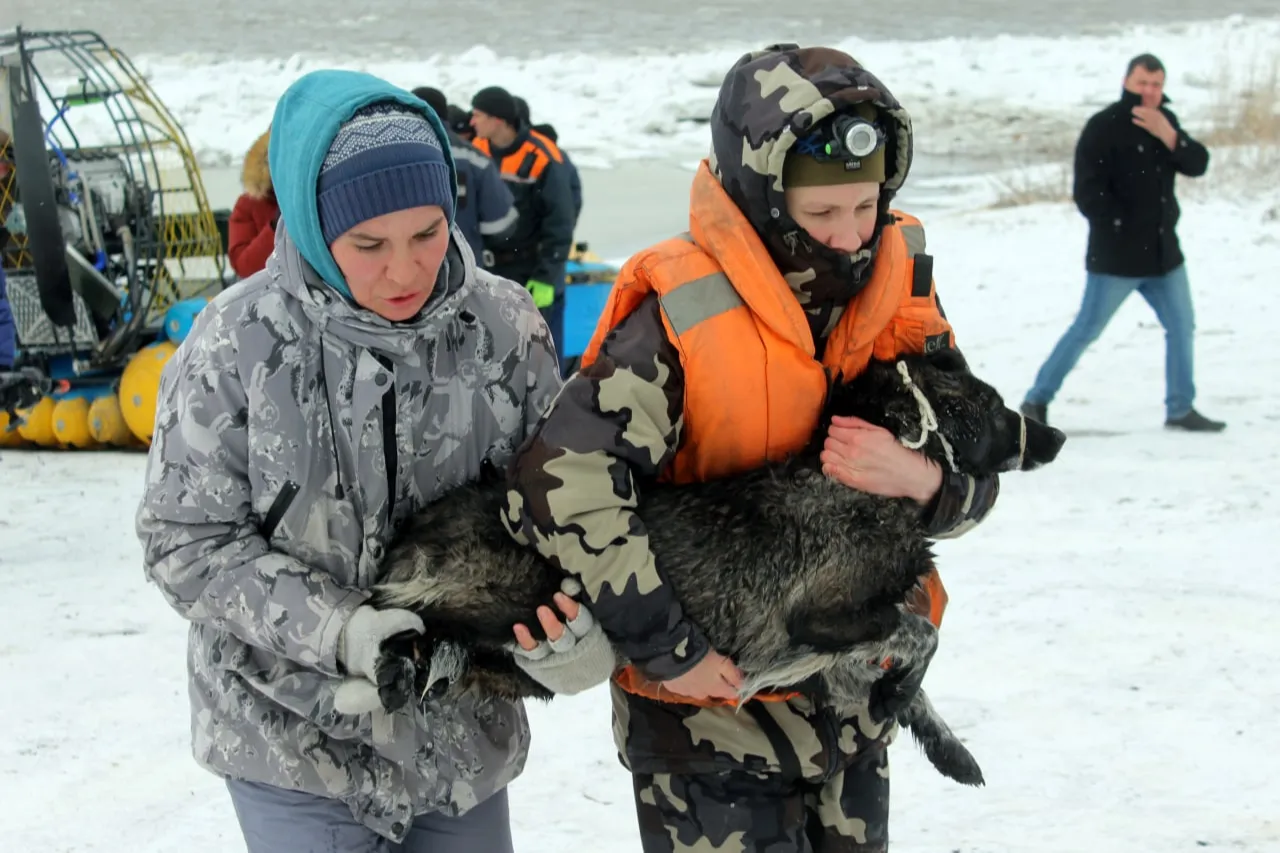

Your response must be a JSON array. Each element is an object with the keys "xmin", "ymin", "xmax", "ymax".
[
  {"xmin": 527, "ymin": 129, "xmax": 564, "ymax": 163},
  {"xmin": 473, "ymin": 132, "xmax": 562, "ymax": 183},
  {"xmin": 583, "ymin": 161, "xmax": 954, "ymax": 707}
]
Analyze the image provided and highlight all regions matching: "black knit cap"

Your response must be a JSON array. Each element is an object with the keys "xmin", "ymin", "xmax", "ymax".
[
  {"xmin": 411, "ymin": 86, "xmax": 449, "ymax": 120},
  {"xmin": 470, "ymin": 86, "xmax": 519, "ymax": 127}
]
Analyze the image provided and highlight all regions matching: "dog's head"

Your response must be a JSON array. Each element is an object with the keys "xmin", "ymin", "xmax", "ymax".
[{"xmin": 827, "ymin": 350, "xmax": 1066, "ymax": 476}]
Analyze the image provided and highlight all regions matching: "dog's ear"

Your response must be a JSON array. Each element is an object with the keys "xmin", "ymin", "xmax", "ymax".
[{"xmin": 926, "ymin": 347, "xmax": 969, "ymax": 375}]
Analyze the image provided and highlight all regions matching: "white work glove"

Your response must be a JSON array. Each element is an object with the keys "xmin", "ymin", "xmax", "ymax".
[
  {"xmin": 333, "ymin": 605, "xmax": 424, "ymax": 715},
  {"xmin": 510, "ymin": 578, "xmax": 618, "ymax": 696}
]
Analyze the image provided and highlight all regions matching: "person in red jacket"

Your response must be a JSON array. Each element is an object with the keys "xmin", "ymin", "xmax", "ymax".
[{"xmin": 227, "ymin": 129, "xmax": 280, "ymax": 278}]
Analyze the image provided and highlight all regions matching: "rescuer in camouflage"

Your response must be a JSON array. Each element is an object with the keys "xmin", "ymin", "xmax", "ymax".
[{"xmin": 504, "ymin": 45, "xmax": 1000, "ymax": 851}]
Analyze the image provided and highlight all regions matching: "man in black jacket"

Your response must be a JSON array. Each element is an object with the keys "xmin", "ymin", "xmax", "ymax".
[{"xmin": 1021, "ymin": 54, "xmax": 1225, "ymax": 432}]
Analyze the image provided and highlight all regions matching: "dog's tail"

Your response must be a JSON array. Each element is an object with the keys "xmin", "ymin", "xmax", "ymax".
[{"xmin": 899, "ymin": 689, "xmax": 985, "ymax": 787}]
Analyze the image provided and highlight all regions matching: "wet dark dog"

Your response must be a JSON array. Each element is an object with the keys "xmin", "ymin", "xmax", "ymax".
[{"xmin": 370, "ymin": 349, "xmax": 1066, "ymax": 786}]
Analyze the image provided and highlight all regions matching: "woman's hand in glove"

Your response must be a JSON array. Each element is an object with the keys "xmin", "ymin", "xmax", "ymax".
[{"xmin": 332, "ymin": 605, "xmax": 424, "ymax": 715}]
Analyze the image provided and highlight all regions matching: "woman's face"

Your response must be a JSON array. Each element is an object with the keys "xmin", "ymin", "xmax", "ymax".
[
  {"xmin": 784, "ymin": 182, "xmax": 881, "ymax": 254},
  {"xmin": 329, "ymin": 206, "xmax": 450, "ymax": 321}
]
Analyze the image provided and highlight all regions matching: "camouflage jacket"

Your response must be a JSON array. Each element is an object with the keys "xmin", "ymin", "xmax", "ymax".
[
  {"xmin": 137, "ymin": 226, "xmax": 560, "ymax": 841},
  {"xmin": 503, "ymin": 44, "xmax": 1000, "ymax": 779}
]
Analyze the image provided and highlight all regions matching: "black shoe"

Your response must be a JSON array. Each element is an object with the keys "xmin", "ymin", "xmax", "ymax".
[
  {"xmin": 1020, "ymin": 401, "xmax": 1048, "ymax": 424},
  {"xmin": 1165, "ymin": 409, "xmax": 1226, "ymax": 432}
]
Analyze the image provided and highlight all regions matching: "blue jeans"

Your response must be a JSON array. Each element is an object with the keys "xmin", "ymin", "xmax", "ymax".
[
  {"xmin": 1026, "ymin": 265, "xmax": 1196, "ymax": 419},
  {"xmin": 225, "ymin": 778, "xmax": 514, "ymax": 853}
]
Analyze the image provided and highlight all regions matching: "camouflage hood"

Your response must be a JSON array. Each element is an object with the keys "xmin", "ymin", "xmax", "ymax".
[{"xmin": 708, "ymin": 44, "xmax": 914, "ymax": 340}]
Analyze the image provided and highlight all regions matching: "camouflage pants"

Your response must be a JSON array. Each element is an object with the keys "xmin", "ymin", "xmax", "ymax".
[{"xmin": 630, "ymin": 740, "xmax": 890, "ymax": 853}]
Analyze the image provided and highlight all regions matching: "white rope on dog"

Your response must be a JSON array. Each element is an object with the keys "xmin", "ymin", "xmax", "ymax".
[
  {"xmin": 1015, "ymin": 410, "xmax": 1027, "ymax": 471},
  {"xmin": 895, "ymin": 360, "xmax": 957, "ymax": 472}
]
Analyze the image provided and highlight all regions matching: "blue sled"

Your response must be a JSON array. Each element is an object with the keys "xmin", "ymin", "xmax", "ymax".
[{"xmin": 561, "ymin": 257, "xmax": 620, "ymax": 359}]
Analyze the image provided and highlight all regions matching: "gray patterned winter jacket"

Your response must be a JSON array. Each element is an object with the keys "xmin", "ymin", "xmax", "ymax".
[{"xmin": 136, "ymin": 226, "xmax": 560, "ymax": 841}]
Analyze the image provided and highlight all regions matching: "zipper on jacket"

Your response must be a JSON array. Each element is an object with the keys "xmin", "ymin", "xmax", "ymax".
[
  {"xmin": 260, "ymin": 481, "xmax": 300, "ymax": 541},
  {"xmin": 318, "ymin": 342, "xmax": 346, "ymax": 500},
  {"xmin": 374, "ymin": 354, "xmax": 397, "ymax": 532}
]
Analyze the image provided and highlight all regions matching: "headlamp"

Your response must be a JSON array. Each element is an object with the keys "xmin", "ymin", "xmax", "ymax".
[{"xmin": 825, "ymin": 115, "xmax": 885, "ymax": 160}]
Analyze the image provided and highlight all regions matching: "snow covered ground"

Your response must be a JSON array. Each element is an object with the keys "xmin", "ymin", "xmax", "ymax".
[{"xmin": 3, "ymin": 171, "xmax": 1277, "ymax": 850}]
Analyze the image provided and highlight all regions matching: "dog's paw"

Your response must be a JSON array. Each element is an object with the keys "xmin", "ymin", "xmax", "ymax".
[
  {"xmin": 373, "ymin": 630, "xmax": 421, "ymax": 713},
  {"xmin": 868, "ymin": 663, "xmax": 926, "ymax": 724},
  {"xmin": 374, "ymin": 650, "xmax": 417, "ymax": 713}
]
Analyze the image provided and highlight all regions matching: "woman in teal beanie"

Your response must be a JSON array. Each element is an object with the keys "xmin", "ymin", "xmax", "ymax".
[{"xmin": 137, "ymin": 69, "xmax": 617, "ymax": 851}]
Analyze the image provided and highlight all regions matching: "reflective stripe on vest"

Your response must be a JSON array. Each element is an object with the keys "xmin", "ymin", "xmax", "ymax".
[
  {"xmin": 662, "ymin": 222, "xmax": 925, "ymax": 338},
  {"xmin": 900, "ymin": 222, "xmax": 925, "ymax": 257},
  {"xmin": 661, "ymin": 271, "xmax": 745, "ymax": 336},
  {"xmin": 658, "ymin": 232, "xmax": 745, "ymax": 336}
]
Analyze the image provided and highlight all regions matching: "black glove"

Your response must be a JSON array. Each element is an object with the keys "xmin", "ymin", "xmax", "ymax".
[{"xmin": 0, "ymin": 368, "xmax": 50, "ymax": 418}]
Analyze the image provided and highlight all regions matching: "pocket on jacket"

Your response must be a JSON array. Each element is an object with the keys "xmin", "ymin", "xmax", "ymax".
[
  {"xmin": 259, "ymin": 482, "xmax": 362, "ymax": 586},
  {"xmin": 260, "ymin": 481, "xmax": 300, "ymax": 541}
]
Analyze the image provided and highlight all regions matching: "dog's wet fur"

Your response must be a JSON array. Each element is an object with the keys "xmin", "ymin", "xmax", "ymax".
[{"xmin": 371, "ymin": 350, "xmax": 1066, "ymax": 786}]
